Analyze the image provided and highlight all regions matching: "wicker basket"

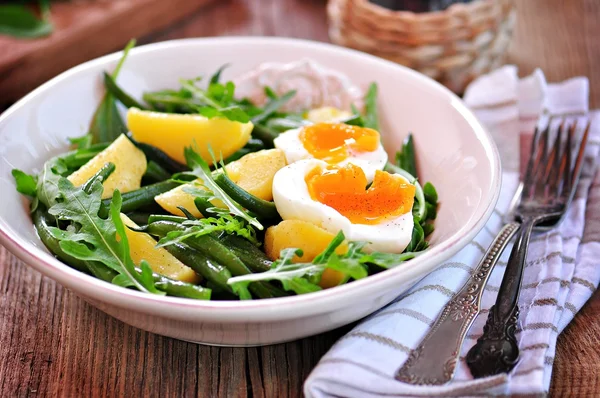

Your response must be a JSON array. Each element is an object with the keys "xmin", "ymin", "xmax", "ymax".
[{"xmin": 328, "ymin": 0, "xmax": 516, "ymax": 94}]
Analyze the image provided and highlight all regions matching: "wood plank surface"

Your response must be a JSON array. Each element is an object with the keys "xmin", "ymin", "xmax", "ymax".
[
  {"xmin": 1, "ymin": 0, "xmax": 599, "ymax": 396},
  {"xmin": 0, "ymin": 0, "xmax": 216, "ymax": 105}
]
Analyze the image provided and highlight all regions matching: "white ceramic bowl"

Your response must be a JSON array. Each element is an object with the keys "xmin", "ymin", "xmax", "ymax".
[{"xmin": 0, "ymin": 37, "xmax": 500, "ymax": 346}]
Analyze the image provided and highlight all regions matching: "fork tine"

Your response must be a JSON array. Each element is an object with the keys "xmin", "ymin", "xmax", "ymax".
[
  {"xmin": 532, "ymin": 120, "xmax": 554, "ymax": 198},
  {"xmin": 566, "ymin": 120, "xmax": 591, "ymax": 200},
  {"xmin": 560, "ymin": 120, "xmax": 573, "ymax": 197},
  {"xmin": 560, "ymin": 120, "xmax": 575, "ymax": 196},
  {"xmin": 524, "ymin": 122, "xmax": 548, "ymax": 198},
  {"xmin": 544, "ymin": 120, "xmax": 564, "ymax": 196}
]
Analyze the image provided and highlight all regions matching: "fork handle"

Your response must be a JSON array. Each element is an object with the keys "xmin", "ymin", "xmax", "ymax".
[
  {"xmin": 466, "ymin": 217, "xmax": 537, "ymax": 378},
  {"xmin": 395, "ymin": 222, "xmax": 520, "ymax": 385}
]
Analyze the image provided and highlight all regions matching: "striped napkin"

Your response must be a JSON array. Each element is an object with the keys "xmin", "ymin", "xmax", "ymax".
[{"xmin": 304, "ymin": 67, "xmax": 600, "ymax": 397}]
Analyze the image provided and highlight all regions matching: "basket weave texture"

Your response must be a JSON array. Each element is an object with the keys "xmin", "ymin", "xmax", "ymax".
[{"xmin": 328, "ymin": 0, "xmax": 516, "ymax": 93}]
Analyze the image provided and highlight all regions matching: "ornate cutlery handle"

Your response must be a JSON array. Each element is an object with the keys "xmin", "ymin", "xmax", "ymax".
[
  {"xmin": 395, "ymin": 222, "xmax": 520, "ymax": 385},
  {"xmin": 466, "ymin": 217, "xmax": 537, "ymax": 377}
]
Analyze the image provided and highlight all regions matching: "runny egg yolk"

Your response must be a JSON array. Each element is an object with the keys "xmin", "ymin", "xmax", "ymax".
[
  {"xmin": 305, "ymin": 163, "xmax": 416, "ymax": 225},
  {"xmin": 299, "ymin": 122, "xmax": 380, "ymax": 164}
]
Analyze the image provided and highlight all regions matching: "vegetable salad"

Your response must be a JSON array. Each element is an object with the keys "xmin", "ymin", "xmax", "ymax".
[{"xmin": 12, "ymin": 40, "xmax": 438, "ymax": 300}]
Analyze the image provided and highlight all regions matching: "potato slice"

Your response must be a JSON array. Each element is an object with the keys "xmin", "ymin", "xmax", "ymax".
[
  {"xmin": 155, "ymin": 149, "xmax": 286, "ymax": 217},
  {"xmin": 127, "ymin": 107, "xmax": 253, "ymax": 164},
  {"xmin": 68, "ymin": 134, "xmax": 146, "ymax": 199},
  {"xmin": 225, "ymin": 148, "xmax": 286, "ymax": 201},
  {"xmin": 120, "ymin": 214, "xmax": 200, "ymax": 283},
  {"xmin": 305, "ymin": 107, "xmax": 352, "ymax": 123},
  {"xmin": 264, "ymin": 219, "xmax": 347, "ymax": 289}
]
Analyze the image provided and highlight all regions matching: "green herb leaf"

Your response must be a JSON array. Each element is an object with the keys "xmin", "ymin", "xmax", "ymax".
[
  {"xmin": 183, "ymin": 147, "xmax": 263, "ymax": 230},
  {"xmin": 46, "ymin": 177, "xmax": 163, "ymax": 295},
  {"xmin": 89, "ymin": 39, "xmax": 136, "ymax": 144},
  {"xmin": 264, "ymin": 86, "xmax": 278, "ymax": 100},
  {"xmin": 210, "ymin": 64, "xmax": 230, "ymax": 84},
  {"xmin": 423, "ymin": 182, "xmax": 438, "ymax": 204},
  {"xmin": 359, "ymin": 251, "xmax": 417, "ymax": 269},
  {"xmin": 68, "ymin": 134, "xmax": 93, "ymax": 150},
  {"xmin": 395, "ymin": 134, "xmax": 417, "ymax": 177},
  {"xmin": 155, "ymin": 215, "xmax": 257, "ymax": 247},
  {"xmin": 227, "ymin": 230, "xmax": 421, "ymax": 295},
  {"xmin": 198, "ymin": 106, "xmax": 250, "ymax": 123},
  {"xmin": 363, "ymin": 83, "xmax": 379, "ymax": 131},
  {"xmin": 37, "ymin": 157, "xmax": 68, "ymax": 209},
  {"xmin": 0, "ymin": 5, "xmax": 53, "ymax": 38},
  {"xmin": 12, "ymin": 169, "xmax": 37, "ymax": 197},
  {"xmin": 180, "ymin": 79, "xmax": 222, "ymax": 109},
  {"xmin": 103, "ymin": 72, "xmax": 147, "ymax": 110},
  {"xmin": 251, "ymin": 90, "xmax": 296, "ymax": 124}
]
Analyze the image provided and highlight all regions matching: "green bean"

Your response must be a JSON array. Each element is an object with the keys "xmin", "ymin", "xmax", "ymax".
[
  {"xmin": 194, "ymin": 197, "xmax": 218, "ymax": 218},
  {"xmin": 99, "ymin": 180, "xmax": 180, "ymax": 218},
  {"xmin": 148, "ymin": 214, "xmax": 187, "ymax": 224},
  {"xmin": 222, "ymin": 235, "xmax": 272, "ymax": 273},
  {"xmin": 103, "ymin": 72, "xmax": 148, "ymax": 110},
  {"xmin": 125, "ymin": 212, "xmax": 152, "ymax": 226},
  {"xmin": 251, "ymin": 124, "xmax": 278, "ymax": 148},
  {"xmin": 34, "ymin": 209, "xmax": 210, "ymax": 299},
  {"xmin": 214, "ymin": 173, "xmax": 279, "ymax": 221},
  {"xmin": 33, "ymin": 209, "xmax": 119, "ymax": 280},
  {"xmin": 147, "ymin": 221, "xmax": 281, "ymax": 299},
  {"xmin": 187, "ymin": 235, "xmax": 277, "ymax": 298},
  {"xmin": 60, "ymin": 143, "xmax": 109, "ymax": 171},
  {"xmin": 86, "ymin": 261, "xmax": 119, "ymax": 282},
  {"xmin": 82, "ymin": 162, "xmax": 115, "ymax": 193},
  {"xmin": 33, "ymin": 210, "xmax": 88, "ymax": 272},
  {"xmin": 152, "ymin": 274, "xmax": 211, "ymax": 300},
  {"xmin": 144, "ymin": 161, "xmax": 171, "ymax": 182},
  {"xmin": 164, "ymin": 242, "xmax": 233, "ymax": 294}
]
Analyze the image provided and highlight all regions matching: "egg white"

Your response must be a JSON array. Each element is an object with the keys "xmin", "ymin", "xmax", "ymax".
[
  {"xmin": 273, "ymin": 126, "xmax": 388, "ymax": 182},
  {"xmin": 272, "ymin": 159, "xmax": 414, "ymax": 253}
]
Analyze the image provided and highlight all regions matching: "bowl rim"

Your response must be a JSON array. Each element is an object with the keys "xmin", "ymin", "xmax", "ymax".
[{"xmin": 0, "ymin": 36, "xmax": 502, "ymax": 322}]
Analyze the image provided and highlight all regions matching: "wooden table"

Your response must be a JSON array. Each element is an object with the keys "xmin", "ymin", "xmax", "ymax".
[{"xmin": 1, "ymin": 0, "xmax": 599, "ymax": 396}]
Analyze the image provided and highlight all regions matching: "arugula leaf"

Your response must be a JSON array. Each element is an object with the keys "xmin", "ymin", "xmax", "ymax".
[
  {"xmin": 207, "ymin": 81, "xmax": 235, "ymax": 104},
  {"xmin": 46, "ymin": 177, "xmax": 163, "ymax": 295},
  {"xmin": 423, "ymin": 182, "xmax": 438, "ymax": 204},
  {"xmin": 360, "ymin": 250, "xmax": 417, "ymax": 269},
  {"xmin": 183, "ymin": 147, "xmax": 263, "ymax": 230},
  {"xmin": 198, "ymin": 106, "xmax": 250, "ymax": 123},
  {"xmin": 155, "ymin": 215, "xmax": 257, "ymax": 248},
  {"xmin": 363, "ymin": 83, "xmax": 379, "ymax": 131},
  {"xmin": 180, "ymin": 79, "xmax": 223, "ymax": 109},
  {"xmin": 251, "ymin": 90, "xmax": 296, "ymax": 124},
  {"xmin": 37, "ymin": 157, "xmax": 68, "ymax": 209},
  {"xmin": 12, "ymin": 169, "xmax": 37, "ymax": 197},
  {"xmin": 68, "ymin": 134, "xmax": 93, "ymax": 150},
  {"xmin": 395, "ymin": 134, "xmax": 417, "ymax": 177},
  {"xmin": 264, "ymin": 86, "xmax": 278, "ymax": 100},
  {"xmin": 89, "ymin": 39, "xmax": 136, "ymax": 144},
  {"xmin": 228, "ymin": 229, "xmax": 425, "ymax": 295},
  {"xmin": 0, "ymin": 4, "xmax": 53, "ymax": 38},
  {"xmin": 210, "ymin": 64, "xmax": 230, "ymax": 84}
]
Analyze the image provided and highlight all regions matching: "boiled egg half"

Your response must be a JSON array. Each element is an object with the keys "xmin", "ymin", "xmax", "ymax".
[
  {"xmin": 272, "ymin": 159, "xmax": 415, "ymax": 253},
  {"xmin": 273, "ymin": 122, "xmax": 388, "ymax": 181}
]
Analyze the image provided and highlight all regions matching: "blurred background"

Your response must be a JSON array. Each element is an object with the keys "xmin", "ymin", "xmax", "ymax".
[{"xmin": 0, "ymin": 0, "xmax": 598, "ymax": 108}]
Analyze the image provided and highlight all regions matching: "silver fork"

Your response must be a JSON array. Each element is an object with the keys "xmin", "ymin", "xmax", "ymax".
[
  {"xmin": 465, "ymin": 117, "xmax": 590, "ymax": 377},
  {"xmin": 395, "ymin": 116, "xmax": 589, "ymax": 385}
]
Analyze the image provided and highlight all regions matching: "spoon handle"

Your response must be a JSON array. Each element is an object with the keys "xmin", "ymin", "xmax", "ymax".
[{"xmin": 395, "ymin": 222, "xmax": 520, "ymax": 385}]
